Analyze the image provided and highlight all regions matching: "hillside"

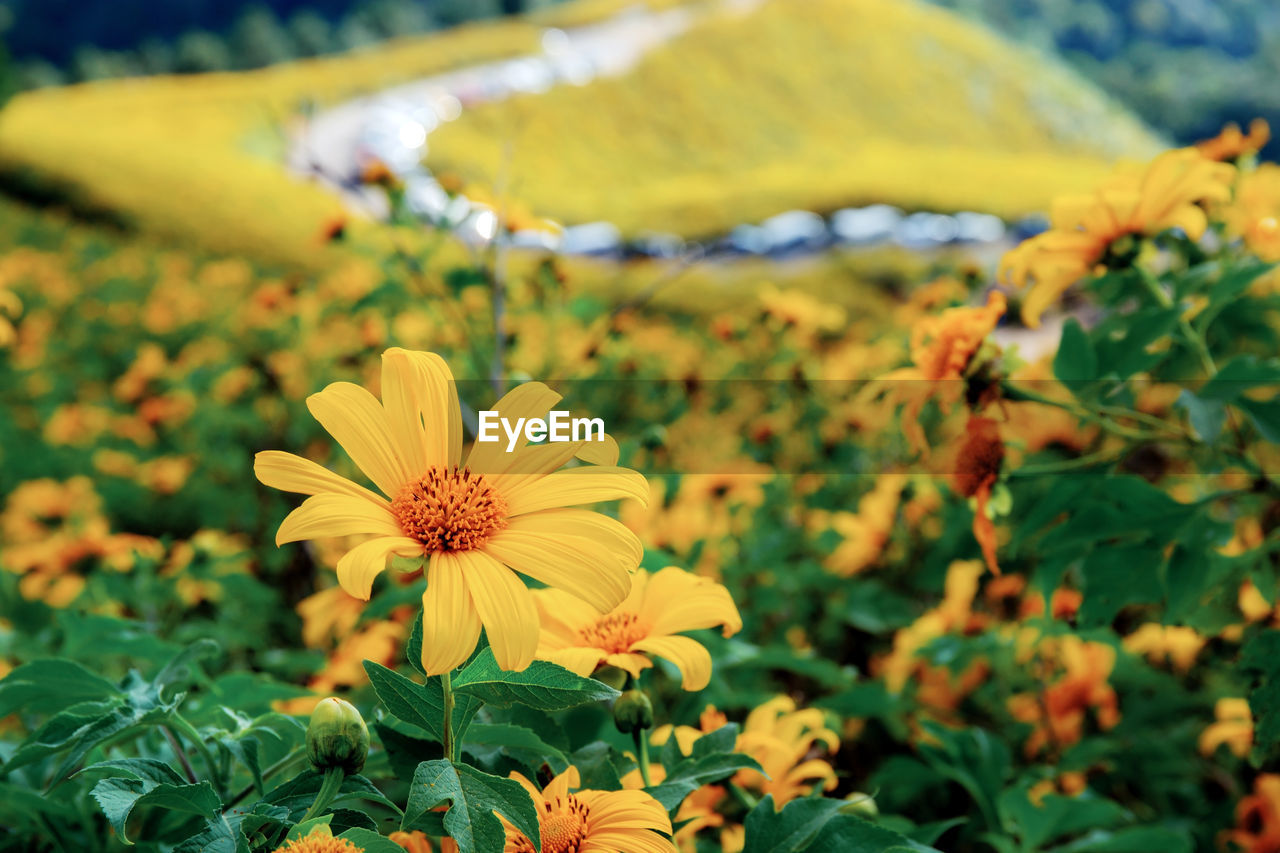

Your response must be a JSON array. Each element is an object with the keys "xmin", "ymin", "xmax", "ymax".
[{"xmin": 425, "ymin": 0, "xmax": 1165, "ymax": 236}]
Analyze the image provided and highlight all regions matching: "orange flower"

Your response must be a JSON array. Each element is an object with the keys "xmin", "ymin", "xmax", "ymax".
[
  {"xmin": 501, "ymin": 767, "xmax": 674, "ymax": 853},
  {"xmin": 1008, "ymin": 636, "xmax": 1120, "ymax": 757},
  {"xmin": 1199, "ymin": 698, "xmax": 1253, "ymax": 758},
  {"xmin": 1001, "ymin": 148, "xmax": 1235, "ymax": 326},
  {"xmin": 952, "ymin": 415, "xmax": 1004, "ymax": 575},
  {"xmin": 1196, "ymin": 118, "xmax": 1270, "ymax": 162},
  {"xmin": 1122, "ymin": 623, "xmax": 1206, "ymax": 673},
  {"xmin": 1227, "ymin": 774, "xmax": 1280, "ymax": 853},
  {"xmin": 867, "ymin": 290, "xmax": 1006, "ymax": 455},
  {"xmin": 533, "ymin": 567, "xmax": 741, "ymax": 691}
]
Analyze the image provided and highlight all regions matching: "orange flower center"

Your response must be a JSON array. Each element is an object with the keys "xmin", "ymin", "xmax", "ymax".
[
  {"xmin": 579, "ymin": 612, "xmax": 646, "ymax": 654},
  {"xmin": 542, "ymin": 796, "xmax": 591, "ymax": 853},
  {"xmin": 389, "ymin": 466, "xmax": 507, "ymax": 553}
]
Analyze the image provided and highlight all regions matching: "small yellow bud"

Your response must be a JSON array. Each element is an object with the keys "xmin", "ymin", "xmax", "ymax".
[{"xmin": 307, "ymin": 697, "xmax": 369, "ymax": 775}]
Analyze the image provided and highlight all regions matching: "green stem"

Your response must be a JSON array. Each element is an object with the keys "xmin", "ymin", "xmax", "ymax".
[
  {"xmin": 441, "ymin": 670, "xmax": 457, "ymax": 764},
  {"xmin": 300, "ymin": 766, "xmax": 345, "ymax": 823},
  {"xmin": 728, "ymin": 783, "xmax": 759, "ymax": 812},
  {"xmin": 1009, "ymin": 448, "xmax": 1125, "ymax": 478},
  {"xmin": 633, "ymin": 726, "xmax": 652, "ymax": 788},
  {"xmin": 170, "ymin": 713, "xmax": 221, "ymax": 790},
  {"xmin": 1001, "ymin": 382, "xmax": 1172, "ymax": 441},
  {"xmin": 162, "ymin": 726, "xmax": 198, "ymax": 784},
  {"xmin": 1135, "ymin": 268, "xmax": 1218, "ymax": 377},
  {"xmin": 224, "ymin": 748, "xmax": 308, "ymax": 810}
]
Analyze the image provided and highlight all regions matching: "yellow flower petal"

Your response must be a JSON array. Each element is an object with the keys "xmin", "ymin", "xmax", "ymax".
[
  {"xmin": 631, "ymin": 634, "xmax": 714, "ymax": 691},
  {"xmin": 641, "ymin": 567, "xmax": 743, "ymax": 638},
  {"xmin": 451, "ymin": 550, "xmax": 539, "ymax": 672},
  {"xmin": 254, "ymin": 450, "xmax": 387, "ymax": 506},
  {"xmin": 465, "ymin": 381, "xmax": 562, "ymax": 475},
  {"xmin": 336, "ymin": 535, "xmax": 422, "ymax": 599},
  {"xmin": 381, "ymin": 348, "xmax": 460, "ymax": 473},
  {"xmin": 504, "ymin": 508, "xmax": 642, "ymax": 566},
  {"xmin": 502, "ymin": 467, "xmax": 649, "ymax": 516},
  {"xmin": 540, "ymin": 646, "xmax": 611, "ymax": 676},
  {"xmin": 421, "ymin": 552, "xmax": 483, "ymax": 675},
  {"xmin": 575, "ymin": 433, "xmax": 620, "ymax": 466},
  {"xmin": 485, "ymin": 528, "xmax": 631, "ymax": 613},
  {"xmin": 275, "ymin": 494, "xmax": 402, "ymax": 546},
  {"xmin": 307, "ymin": 381, "xmax": 411, "ymax": 497}
]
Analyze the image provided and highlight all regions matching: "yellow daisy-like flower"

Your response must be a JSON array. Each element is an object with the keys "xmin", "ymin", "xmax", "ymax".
[
  {"xmin": 272, "ymin": 825, "xmax": 363, "ymax": 853},
  {"xmin": 256, "ymin": 348, "xmax": 647, "ymax": 675},
  {"xmin": 502, "ymin": 767, "xmax": 674, "ymax": 853},
  {"xmin": 1001, "ymin": 148, "xmax": 1235, "ymax": 327},
  {"xmin": 734, "ymin": 696, "xmax": 840, "ymax": 806},
  {"xmin": 532, "ymin": 567, "xmax": 742, "ymax": 691}
]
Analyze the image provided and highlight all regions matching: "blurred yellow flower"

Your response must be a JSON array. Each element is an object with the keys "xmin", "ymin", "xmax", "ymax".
[
  {"xmin": 1122, "ymin": 623, "xmax": 1206, "ymax": 673},
  {"xmin": 1199, "ymin": 697, "xmax": 1253, "ymax": 759},
  {"xmin": 534, "ymin": 567, "xmax": 741, "ymax": 691},
  {"xmin": 1196, "ymin": 119, "xmax": 1270, "ymax": 162},
  {"xmin": 256, "ymin": 348, "xmax": 647, "ymax": 675},
  {"xmin": 1001, "ymin": 148, "xmax": 1235, "ymax": 326}
]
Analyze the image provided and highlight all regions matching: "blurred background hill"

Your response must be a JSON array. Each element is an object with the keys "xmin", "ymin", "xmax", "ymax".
[{"xmin": 1, "ymin": 0, "xmax": 1274, "ymax": 160}]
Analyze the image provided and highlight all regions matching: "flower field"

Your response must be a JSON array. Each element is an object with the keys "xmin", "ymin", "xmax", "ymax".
[{"xmin": 3, "ymin": 1, "xmax": 1280, "ymax": 852}]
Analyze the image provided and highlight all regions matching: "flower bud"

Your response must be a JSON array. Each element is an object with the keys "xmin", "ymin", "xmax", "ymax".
[
  {"xmin": 613, "ymin": 689, "xmax": 654, "ymax": 734},
  {"xmin": 307, "ymin": 697, "xmax": 369, "ymax": 774}
]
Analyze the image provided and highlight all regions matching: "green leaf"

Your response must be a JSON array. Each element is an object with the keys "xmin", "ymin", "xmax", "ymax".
[
  {"xmin": 1078, "ymin": 546, "xmax": 1163, "ymax": 627},
  {"xmin": 917, "ymin": 723, "xmax": 1008, "ymax": 832},
  {"xmin": 742, "ymin": 796, "xmax": 844, "ymax": 853},
  {"xmin": 647, "ymin": 725, "xmax": 762, "ymax": 812},
  {"xmin": 401, "ymin": 760, "xmax": 541, "ymax": 853},
  {"xmin": 364, "ymin": 661, "xmax": 482, "ymax": 744},
  {"xmin": 1237, "ymin": 398, "xmax": 1280, "ymax": 444},
  {"xmin": 809, "ymin": 814, "xmax": 942, "ymax": 852},
  {"xmin": 569, "ymin": 742, "xmax": 629, "ymax": 791},
  {"xmin": 264, "ymin": 770, "xmax": 402, "ymax": 817},
  {"xmin": 1242, "ymin": 631, "xmax": 1280, "ymax": 752},
  {"xmin": 453, "ymin": 649, "xmax": 619, "ymax": 711},
  {"xmin": 996, "ymin": 784, "xmax": 1127, "ymax": 849},
  {"xmin": 91, "ymin": 777, "xmax": 220, "ymax": 844},
  {"xmin": 1054, "ymin": 318, "xmax": 1098, "ymax": 385},
  {"xmin": 172, "ymin": 813, "xmax": 247, "ymax": 853},
  {"xmin": 462, "ymin": 723, "xmax": 570, "ymax": 774},
  {"xmin": 0, "ymin": 658, "xmax": 121, "ymax": 717},
  {"xmin": 79, "ymin": 757, "xmax": 187, "ymax": 786},
  {"xmin": 1174, "ymin": 390, "xmax": 1226, "ymax": 442},
  {"xmin": 339, "ymin": 828, "xmax": 411, "ymax": 853},
  {"xmin": 1196, "ymin": 356, "xmax": 1280, "ymax": 402}
]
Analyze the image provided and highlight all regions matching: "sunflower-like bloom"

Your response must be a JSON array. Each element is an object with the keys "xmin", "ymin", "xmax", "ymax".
[
  {"xmin": 256, "ymin": 348, "xmax": 647, "ymax": 675},
  {"xmin": 1122, "ymin": 623, "xmax": 1206, "ymax": 673},
  {"xmin": 1196, "ymin": 118, "xmax": 1270, "ymax": 162},
  {"xmin": 272, "ymin": 825, "xmax": 363, "ymax": 853},
  {"xmin": 952, "ymin": 415, "xmax": 1004, "ymax": 575},
  {"xmin": 1001, "ymin": 148, "xmax": 1236, "ymax": 327},
  {"xmin": 501, "ymin": 767, "xmax": 674, "ymax": 853},
  {"xmin": 869, "ymin": 291, "xmax": 1006, "ymax": 455},
  {"xmin": 1199, "ymin": 697, "xmax": 1253, "ymax": 759},
  {"xmin": 533, "ymin": 567, "xmax": 742, "ymax": 691}
]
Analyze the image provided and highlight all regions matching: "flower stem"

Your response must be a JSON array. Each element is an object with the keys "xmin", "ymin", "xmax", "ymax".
[
  {"xmin": 1001, "ymin": 382, "xmax": 1172, "ymax": 441},
  {"xmin": 300, "ymin": 766, "xmax": 345, "ymax": 823},
  {"xmin": 633, "ymin": 726, "xmax": 652, "ymax": 788},
  {"xmin": 1135, "ymin": 268, "xmax": 1218, "ymax": 377},
  {"xmin": 441, "ymin": 669, "xmax": 457, "ymax": 763},
  {"xmin": 170, "ymin": 713, "xmax": 221, "ymax": 790}
]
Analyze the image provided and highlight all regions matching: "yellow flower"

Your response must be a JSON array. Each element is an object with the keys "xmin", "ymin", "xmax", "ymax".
[
  {"xmin": 1001, "ymin": 148, "xmax": 1235, "ymax": 327},
  {"xmin": 1199, "ymin": 697, "xmax": 1253, "ymax": 758},
  {"xmin": 1122, "ymin": 623, "xmax": 1206, "ymax": 673},
  {"xmin": 501, "ymin": 767, "xmax": 674, "ymax": 853},
  {"xmin": 1227, "ymin": 163, "xmax": 1280, "ymax": 261},
  {"xmin": 533, "ymin": 567, "xmax": 742, "ymax": 691},
  {"xmin": 822, "ymin": 473, "xmax": 906, "ymax": 577},
  {"xmin": 733, "ymin": 696, "xmax": 839, "ymax": 806},
  {"xmin": 256, "ymin": 348, "xmax": 647, "ymax": 675},
  {"xmin": 272, "ymin": 824, "xmax": 363, "ymax": 853},
  {"xmin": 1008, "ymin": 635, "xmax": 1120, "ymax": 757}
]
